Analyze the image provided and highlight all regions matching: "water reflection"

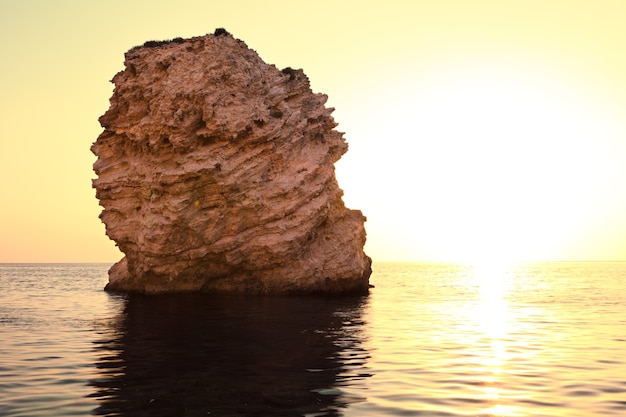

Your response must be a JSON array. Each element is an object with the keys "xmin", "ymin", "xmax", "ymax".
[
  {"xmin": 89, "ymin": 293, "xmax": 370, "ymax": 416},
  {"xmin": 472, "ymin": 264, "xmax": 518, "ymax": 417}
]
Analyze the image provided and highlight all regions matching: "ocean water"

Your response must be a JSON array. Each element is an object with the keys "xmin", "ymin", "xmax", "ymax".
[{"xmin": 0, "ymin": 262, "xmax": 625, "ymax": 416}]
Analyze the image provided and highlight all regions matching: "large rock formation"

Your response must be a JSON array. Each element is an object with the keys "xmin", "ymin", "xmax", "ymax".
[{"xmin": 92, "ymin": 29, "xmax": 371, "ymax": 294}]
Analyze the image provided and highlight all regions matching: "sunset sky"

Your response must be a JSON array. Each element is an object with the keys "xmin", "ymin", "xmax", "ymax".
[{"xmin": 1, "ymin": 0, "xmax": 626, "ymax": 263}]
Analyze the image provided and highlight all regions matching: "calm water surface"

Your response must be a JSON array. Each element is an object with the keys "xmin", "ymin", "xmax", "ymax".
[{"xmin": 1, "ymin": 262, "xmax": 625, "ymax": 416}]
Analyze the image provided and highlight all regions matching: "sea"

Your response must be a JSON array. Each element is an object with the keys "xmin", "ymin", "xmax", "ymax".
[{"xmin": 0, "ymin": 262, "xmax": 625, "ymax": 417}]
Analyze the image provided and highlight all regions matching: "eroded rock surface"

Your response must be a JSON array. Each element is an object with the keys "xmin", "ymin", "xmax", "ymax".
[{"xmin": 92, "ymin": 30, "xmax": 371, "ymax": 294}]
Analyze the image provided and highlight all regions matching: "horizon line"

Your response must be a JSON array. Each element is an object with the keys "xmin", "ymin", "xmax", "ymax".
[{"xmin": 1, "ymin": 259, "xmax": 625, "ymax": 265}]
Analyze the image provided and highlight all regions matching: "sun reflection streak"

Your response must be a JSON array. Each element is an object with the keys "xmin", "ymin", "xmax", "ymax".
[{"xmin": 471, "ymin": 263, "xmax": 521, "ymax": 417}]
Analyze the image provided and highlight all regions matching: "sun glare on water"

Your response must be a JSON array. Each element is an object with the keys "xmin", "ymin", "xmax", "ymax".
[{"xmin": 471, "ymin": 261, "xmax": 518, "ymax": 416}]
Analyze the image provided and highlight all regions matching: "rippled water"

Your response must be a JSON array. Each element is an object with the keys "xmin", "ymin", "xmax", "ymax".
[{"xmin": 1, "ymin": 262, "xmax": 625, "ymax": 416}]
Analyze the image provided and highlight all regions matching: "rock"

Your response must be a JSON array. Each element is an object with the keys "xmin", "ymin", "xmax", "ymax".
[{"xmin": 91, "ymin": 30, "xmax": 371, "ymax": 294}]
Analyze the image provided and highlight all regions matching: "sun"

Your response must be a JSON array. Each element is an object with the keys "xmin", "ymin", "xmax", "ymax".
[{"xmin": 344, "ymin": 56, "xmax": 625, "ymax": 264}]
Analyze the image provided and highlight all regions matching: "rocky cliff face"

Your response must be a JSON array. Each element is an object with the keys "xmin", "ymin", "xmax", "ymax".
[{"xmin": 92, "ymin": 30, "xmax": 371, "ymax": 294}]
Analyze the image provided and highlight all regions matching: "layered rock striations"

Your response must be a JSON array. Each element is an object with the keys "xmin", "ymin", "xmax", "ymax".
[{"xmin": 92, "ymin": 30, "xmax": 371, "ymax": 294}]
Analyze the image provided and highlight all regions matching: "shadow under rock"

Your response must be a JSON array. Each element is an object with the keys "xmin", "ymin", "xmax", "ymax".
[{"xmin": 89, "ymin": 292, "xmax": 371, "ymax": 416}]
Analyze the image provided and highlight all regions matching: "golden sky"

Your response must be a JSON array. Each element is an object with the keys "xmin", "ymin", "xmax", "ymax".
[{"xmin": 1, "ymin": 0, "xmax": 626, "ymax": 262}]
